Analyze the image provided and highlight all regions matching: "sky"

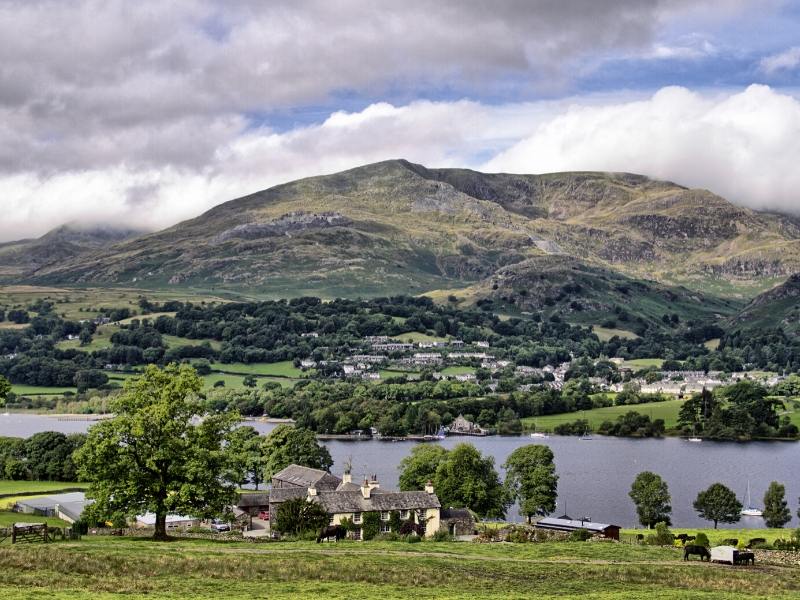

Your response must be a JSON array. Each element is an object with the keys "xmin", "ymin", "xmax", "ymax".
[{"xmin": 1, "ymin": 0, "xmax": 800, "ymax": 241}]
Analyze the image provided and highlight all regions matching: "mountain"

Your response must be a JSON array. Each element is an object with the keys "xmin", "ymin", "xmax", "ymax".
[
  {"xmin": 6, "ymin": 160, "xmax": 799, "ymax": 300},
  {"xmin": 730, "ymin": 273, "xmax": 800, "ymax": 334},
  {"xmin": 0, "ymin": 224, "xmax": 143, "ymax": 277}
]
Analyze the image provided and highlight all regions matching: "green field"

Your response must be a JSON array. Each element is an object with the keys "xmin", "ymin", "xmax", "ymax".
[
  {"xmin": 163, "ymin": 334, "xmax": 223, "ymax": 350},
  {"xmin": 210, "ymin": 361, "xmax": 304, "ymax": 378},
  {"xmin": 9, "ymin": 384, "xmax": 77, "ymax": 396},
  {"xmin": 622, "ymin": 358, "xmax": 665, "ymax": 370},
  {"xmin": 0, "ymin": 481, "xmax": 87, "ymax": 497},
  {"xmin": 440, "ymin": 366, "xmax": 475, "ymax": 376},
  {"xmin": 395, "ymin": 331, "xmax": 449, "ymax": 343},
  {"xmin": 522, "ymin": 399, "xmax": 685, "ymax": 431},
  {"xmin": 592, "ymin": 326, "xmax": 639, "ymax": 341},
  {"xmin": 622, "ymin": 527, "xmax": 798, "ymax": 546},
  {"xmin": 0, "ymin": 511, "xmax": 70, "ymax": 528},
  {"xmin": 0, "ymin": 536, "xmax": 797, "ymax": 599}
]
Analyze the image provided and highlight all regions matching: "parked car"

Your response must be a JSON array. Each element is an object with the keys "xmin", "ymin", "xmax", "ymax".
[{"xmin": 210, "ymin": 520, "xmax": 231, "ymax": 532}]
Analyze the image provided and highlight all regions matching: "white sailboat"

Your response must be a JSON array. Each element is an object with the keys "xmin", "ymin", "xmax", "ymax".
[{"xmin": 741, "ymin": 480, "xmax": 763, "ymax": 517}]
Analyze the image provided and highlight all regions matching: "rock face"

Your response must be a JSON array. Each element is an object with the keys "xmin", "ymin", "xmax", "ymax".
[{"xmin": 3, "ymin": 159, "xmax": 798, "ymax": 299}]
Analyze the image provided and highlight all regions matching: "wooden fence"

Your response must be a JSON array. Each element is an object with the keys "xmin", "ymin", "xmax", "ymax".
[{"xmin": 10, "ymin": 523, "xmax": 49, "ymax": 544}]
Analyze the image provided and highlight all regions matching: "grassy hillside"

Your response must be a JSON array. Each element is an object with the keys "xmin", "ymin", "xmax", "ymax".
[
  {"xmin": 10, "ymin": 160, "xmax": 798, "ymax": 301},
  {"xmin": 0, "ymin": 537, "xmax": 797, "ymax": 599},
  {"xmin": 522, "ymin": 399, "xmax": 686, "ymax": 431}
]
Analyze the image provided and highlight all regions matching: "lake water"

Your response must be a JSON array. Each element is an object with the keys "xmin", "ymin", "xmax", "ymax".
[{"xmin": 2, "ymin": 413, "xmax": 797, "ymax": 530}]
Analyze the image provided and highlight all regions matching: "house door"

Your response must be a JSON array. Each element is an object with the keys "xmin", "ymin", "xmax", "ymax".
[{"xmin": 449, "ymin": 523, "xmax": 456, "ymax": 535}]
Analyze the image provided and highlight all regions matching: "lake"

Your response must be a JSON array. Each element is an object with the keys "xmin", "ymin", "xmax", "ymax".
[{"xmin": 2, "ymin": 413, "xmax": 797, "ymax": 529}]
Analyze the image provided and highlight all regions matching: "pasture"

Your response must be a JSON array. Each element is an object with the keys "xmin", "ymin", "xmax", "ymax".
[
  {"xmin": 1, "ymin": 536, "xmax": 798, "ymax": 599},
  {"xmin": 522, "ymin": 399, "xmax": 685, "ymax": 431}
]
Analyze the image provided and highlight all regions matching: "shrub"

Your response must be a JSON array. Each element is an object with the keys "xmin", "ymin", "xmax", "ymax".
[
  {"xmin": 694, "ymin": 532, "xmax": 710, "ymax": 547},
  {"xmin": 375, "ymin": 532, "xmax": 401, "ymax": 542},
  {"xmin": 506, "ymin": 528, "xmax": 531, "ymax": 543},
  {"xmin": 406, "ymin": 535, "xmax": 422, "ymax": 543},
  {"xmin": 431, "ymin": 530, "xmax": 453, "ymax": 542},
  {"xmin": 748, "ymin": 537, "xmax": 767, "ymax": 548},
  {"xmin": 568, "ymin": 528, "xmax": 592, "ymax": 542},
  {"xmin": 721, "ymin": 538, "xmax": 738, "ymax": 546},
  {"xmin": 361, "ymin": 512, "xmax": 381, "ymax": 541},
  {"xmin": 645, "ymin": 522, "xmax": 674, "ymax": 546}
]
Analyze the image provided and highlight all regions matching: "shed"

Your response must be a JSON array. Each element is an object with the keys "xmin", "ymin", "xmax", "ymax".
[
  {"xmin": 534, "ymin": 517, "xmax": 620, "ymax": 540},
  {"xmin": 710, "ymin": 546, "xmax": 736, "ymax": 565},
  {"xmin": 439, "ymin": 508, "xmax": 476, "ymax": 536}
]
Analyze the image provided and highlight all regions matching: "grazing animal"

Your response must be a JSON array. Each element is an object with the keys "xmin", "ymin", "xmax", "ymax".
[
  {"xmin": 683, "ymin": 545, "xmax": 711, "ymax": 561},
  {"xmin": 317, "ymin": 525, "xmax": 347, "ymax": 543},
  {"xmin": 735, "ymin": 551, "xmax": 755, "ymax": 566}
]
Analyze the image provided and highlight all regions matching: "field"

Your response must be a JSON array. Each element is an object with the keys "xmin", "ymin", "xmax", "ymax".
[
  {"xmin": 0, "ymin": 481, "xmax": 87, "ymax": 497},
  {"xmin": 592, "ymin": 326, "xmax": 639, "ymax": 342},
  {"xmin": 209, "ymin": 361, "xmax": 304, "ymax": 378},
  {"xmin": 1, "ymin": 536, "xmax": 798, "ymax": 599},
  {"xmin": 394, "ymin": 331, "xmax": 448, "ymax": 344},
  {"xmin": 522, "ymin": 399, "xmax": 685, "ymax": 431},
  {"xmin": 9, "ymin": 384, "xmax": 77, "ymax": 396},
  {"xmin": 621, "ymin": 528, "xmax": 799, "ymax": 546}
]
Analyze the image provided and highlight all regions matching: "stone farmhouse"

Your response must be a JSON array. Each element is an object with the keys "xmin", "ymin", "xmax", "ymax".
[{"xmin": 267, "ymin": 465, "xmax": 444, "ymax": 538}]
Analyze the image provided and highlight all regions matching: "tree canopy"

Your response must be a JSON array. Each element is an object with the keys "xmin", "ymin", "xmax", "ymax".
[
  {"xmin": 762, "ymin": 481, "xmax": 791, "ymax": 528},
  {"xmin": 0, "ymin": 375, "xmax": 10, "ymax": 407},
  {"xmin": 629, "ymin": 471, "xmax": 672, "ymax": 528},
  {"xmin": 398, "ymin": 445, "xmax": 449, "ymax": 491},
  {"xmin": 503, "ymin": 444, "xmax": 558, "ymax": 522},
  {"xmin": 692, "ymin": 483, "xmax": 742, "ymax": 529},
  {"xmin": 74, "ymin": 364, "xmax": 242, "ymax": 539},
  {"xmin": 273, "ymin": 496, "xmax": 330, "ymax": 536},
  {"xmin": 261, "ymin": 424, "xmax": 333, "ymax": 481},
  {"xmin": 227, "ymin": 425, "xmax": 266, "ymax": 490}
]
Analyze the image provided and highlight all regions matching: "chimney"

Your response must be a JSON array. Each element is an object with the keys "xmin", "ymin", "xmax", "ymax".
[
  {"xmin": 342, "ymin": 472, "xmax": 352, "ymax": 485},
  {"xmin": 308, "ymin": 486, "xmax": 317, "ymax": 497},
  {"xmin": 424, "ymin": 480, "xmax": 434, "ymax": 494},
  {"xmin": 368, "ymin": 474, "xmax": 380, "ymax": 490},
  {"xmin": 361, "ymin": 478, "xmax": 371, "ymax": 499}
]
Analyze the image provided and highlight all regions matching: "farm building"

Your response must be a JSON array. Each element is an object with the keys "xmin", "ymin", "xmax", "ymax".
[
  {"xmin": 267, "ymin": 465, "xmax": 442, "ymax": 538},
  {"xmin": 14, "ymin": 492, "xmax": 92, "ymax": 524},
  {"xmin": 439, "ymin": 507, "xmax": 476, "ymax": 536},
  {"xmin": 135, "ymin": 513, "xmax": 199, "ymax": 531},
  {"xmin": 534, "ymin": 517, "xmax": 621, "ymax": 540}
]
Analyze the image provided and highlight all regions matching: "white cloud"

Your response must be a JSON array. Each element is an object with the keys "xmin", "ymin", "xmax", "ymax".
[
  {"xmin": 3, "ymin": 85, "xmax": 800, "ymax": 242},
  {"xmin": 484, "ymin": 85, "xmax": 800, "ymax": 214},
  {"xmin": 760, "ymin": 46, "xmax": 800, "ymax": 74}
]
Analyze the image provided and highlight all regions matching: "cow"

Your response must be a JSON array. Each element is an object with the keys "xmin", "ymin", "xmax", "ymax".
[
  {"xmin": 317, "ymin": 525, "xmax": 347, "ymax": 543},
  {"xmin": 684, "ymin": 545, "xmax": 711, "ymax": 561}
]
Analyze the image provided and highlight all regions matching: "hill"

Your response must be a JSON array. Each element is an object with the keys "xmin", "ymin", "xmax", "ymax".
[
  {"xmin": 731, "ymin": 273, "xmax": 800, "ymax": 334},
  {"xmin": 4, "ymin": 160, "xmax": 799, "ymax": 301},
  {"xmin": 0, "ymin": 224, "xmax": 142, "ymax": 277}
]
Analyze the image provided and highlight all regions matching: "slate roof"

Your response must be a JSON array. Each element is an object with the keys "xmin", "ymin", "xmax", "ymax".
[
  {"xmin": 312, "ymin": 490, "xmax": 440, "ymax": 513},
  {"xmin": 535, "ymin": 518, "xmax": 618, "ymax": 533},
  {"xmin": 238, "ymin": 492, "xmax": 270, "ymax": 508},
  {"xmin": 56, "ymin": 500, "xmax": 92, "ymax": 523},
  {"xmin": 17, "ymin": 492, "xmax": 86, "ymax": 511},
  {"xmin": 271, "ymin": 465, "xmax": 341, "ymax": 490},
  {"xmin": 440, "ymin": 508, "xmax": 472, "ymax": 520},
  {"xmin": 267, "ymin": 487, "xmax": 307, "ymax": 503}
]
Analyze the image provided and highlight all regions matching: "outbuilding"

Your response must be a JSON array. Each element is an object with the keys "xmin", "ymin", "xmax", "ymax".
[{"xmin": 534, "ymin": 517, "xmax": 621, "ymax": 540}]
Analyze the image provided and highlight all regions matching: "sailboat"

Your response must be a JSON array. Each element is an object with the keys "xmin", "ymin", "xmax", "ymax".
[{"xmin": 741, "ymin": 481, "xmax": 763, "ymax": 517}]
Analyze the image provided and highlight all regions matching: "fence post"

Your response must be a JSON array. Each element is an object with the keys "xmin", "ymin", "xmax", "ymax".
[
  {"xmin": 44, "ymin": 523, "xmax": 49, "ymax": 543},
  {"xmin": 11, "ymin": 525, "xmax": 16, "ymax": 544}
]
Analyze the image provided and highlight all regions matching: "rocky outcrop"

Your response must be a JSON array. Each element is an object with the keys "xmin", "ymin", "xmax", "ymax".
[{"xmin": 213, "ymin": 212, "xmax": 351, "ymax": 243}]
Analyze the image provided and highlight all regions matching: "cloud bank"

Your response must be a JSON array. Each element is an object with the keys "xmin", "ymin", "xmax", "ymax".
[{"xmin": 2, "ymin": 85, "xmax": 798, "ymax": 242}]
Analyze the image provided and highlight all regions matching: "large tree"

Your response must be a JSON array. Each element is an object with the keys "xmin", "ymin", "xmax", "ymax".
[
  {"xmin": 23, "ymin": 431, "xmax": 85, "ymax": 481},
  {"xmin": 693, "ymin": 483, "xmax": 742, "ymax": 529},
  {"xmin": 629, "ymin": 471, "xmax": 672, "ymax": 528},
  {"xmin": 433, "ymin": 443, "xmax": 510, "ymax": 519},
  {"xmin": 398, "ymin": 444, "xmax": 448, "ymax": 491},
  {"xmin": 762, "ymin": 481, "xmax": 791, "ymax": 528},
  {"xmin": 503, "ymin": 445, "xmax": 558, "ymax": 522},
  {"xmin": 261, "ymin": 424, "xmax": 333, "ymax": 480},
  {"xmin": 75, "ymin": 364, "xmax": 242, "ymax": 540},
  {"xmin": 227, "ymin": 425, "xmax": 266, "ymax": 490}
]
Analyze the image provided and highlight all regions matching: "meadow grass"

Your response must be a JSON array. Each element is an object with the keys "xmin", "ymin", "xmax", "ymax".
[
  {"xmin": 592, "ymin": 326, "xmax": 639, "ymax": 341},
  {"xmin": 621, "ymin": 527, "xmax": 799, "ymax": 546},
  {"xmin": 395, "ymin": 331, "xmax": 448, "ymax": 343},
  {"xmin": 9, "ymin": 384, "xmax": 77, "ymax": 396},
  {"xmin": 0, "ymin": 481, "xmax": 87, "ymax": 496},
  {"xmin": 522, "ymin": 399, "xmax": 685, "ymax": 431},
  {"xmin": 622, "ymin": 358, "xmax": 665, "ymax": 369},
  {"xmin": 0, "ymin": 536, "xmax": 797, "ymax": 599},
  {"xmin": 440, "ymin": 366, "xmax": 475, "ymax": 376},
  {"xmin": 209, "ymin": 361, "xmax": 304, "ymax": 378},
  {"xmin": 0, "ymin": 510, "xmax": 69, "ymax": 528}
]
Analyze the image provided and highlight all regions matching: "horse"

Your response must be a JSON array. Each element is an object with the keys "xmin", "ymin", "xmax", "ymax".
[
  {"xmin": 317, "ymin": 524, "xmax": 347, "ymax": 543},
  {"xmin": 683, "ymin": 545, "xmax": 711, "ymax": 561}
]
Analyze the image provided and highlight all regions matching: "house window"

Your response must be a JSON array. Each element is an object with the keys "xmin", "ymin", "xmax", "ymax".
[
  {"xmin": 380, "ymin": 523, "xmax": 390, "ymax": 533},
  {"xmin": 353, "ymin": 512, "xmax": 362, "ymax": 524},
  {"xmin": 400, "ymin": 510, "xmax": 409, "ymax": 520},
  {"xmin": 352, "ymin": 527, "xmax": 362, "ymax": 540},
  {"xmin": 329, "ymin": 516, "xmax": 335, "ymax": 525},
  {"xmin": 380, "ymin": 511, "xmax": 390, "ymax": 521}
]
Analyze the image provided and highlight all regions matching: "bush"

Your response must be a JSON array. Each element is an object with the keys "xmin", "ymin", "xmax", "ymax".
[
  {"xmin": 506, "ymin": 528, "xmax": 531, "ymax": 543},
  {"xmin": 374, "ymin": 532, "xmax": 401, "ymax": 542},
  {"xmin": 431, "ymin": 530, "xmax": 453, "ymax": 542},
  {"xmin": 568, "ymin": 528, "xmax": 592, "ymax": 542},
  {"xmin": 406, "ymin": 535, "xmax": 422, "ymax": 543},
  {"xmin": 721, "ymin": 538, "xmax": 738, "ymax": 546},
  {"xmin": 645, "ymin": 522, "xmax": 674, "ymax": 546},
  {"xmin": 361, "ymin": 512, "xmax": 381, "ymax": 541},
  {"xmin": 694, "ymin": 532, "xmax": 710, "ymax": 547}
]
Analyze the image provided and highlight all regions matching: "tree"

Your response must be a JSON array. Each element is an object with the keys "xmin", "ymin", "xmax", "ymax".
[
  {"xmin": 243, "ymin": 374, "xmax": 257, "ymax": 388},
  {"xmin": 503, "ymin": 445, "xmax": 558, "ymax": 522},
  {"xmin": 762, "ymin": 481, "xmax": 791, "ymax": 528},
  {"xmin": 261, "ymin": 424, "xmax": 333, "ymax": 481},
  {"xmin": 228, "ymin": 425, "xmax": 265, "ymax": 490},
  {"xmin": 693, "ymin": 483, "xmax": 742, "ymax": 529},
  {"xmin": 398, "ymin": 444, "xmax": 448, "ymax": 491},
  {"xmin": 23, "ymin": 431, "xmax": 85, "ymax": 481},
  {"xmin": 74, "ymin": 364, "xmax": 242, "ymax": 540},
  {"xmin": 433, "ymin": 443, "xmax": 510, "ymax": 519},
  {"xmin": 0, "ymin": 375, "xmax": 10, "ymax": 407},
  {"xmin": 629, "ymin": 471, "xmax": 672, "ymax": 528},
  {"xmin": 273, "ymin": 496, "xmax": 329, "ymax": 536}
]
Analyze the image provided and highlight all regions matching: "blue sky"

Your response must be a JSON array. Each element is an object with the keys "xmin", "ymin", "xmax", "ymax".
[{"xmin": 1, "ymin": 0, "xmax": 799, "ymax": 239}]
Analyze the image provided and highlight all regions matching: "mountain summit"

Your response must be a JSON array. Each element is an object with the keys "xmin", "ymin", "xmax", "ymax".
[{"xmin": 4, "ymin": 160, "xmax": 799, "ymax": 298}]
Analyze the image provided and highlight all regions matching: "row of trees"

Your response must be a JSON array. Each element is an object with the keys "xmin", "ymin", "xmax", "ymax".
[
  {"xmin": 0, "ymin": 430, "xmax": 85, "ymax": 481},
  {"xmin": 630, "ymin": 472, "xmax": 798, "ymax": 529}
]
